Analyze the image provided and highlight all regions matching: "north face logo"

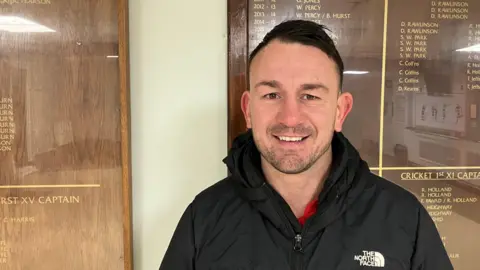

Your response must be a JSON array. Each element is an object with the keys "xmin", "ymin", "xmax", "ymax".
[{"xmin": 354, "ymin": 250, "xmax": 385, "ymax": 267}]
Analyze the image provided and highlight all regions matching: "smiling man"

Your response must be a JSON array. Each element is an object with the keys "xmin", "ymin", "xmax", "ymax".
[{"xmin": 159, "ymin": 20, "xmax": 453, "ymax": 270}]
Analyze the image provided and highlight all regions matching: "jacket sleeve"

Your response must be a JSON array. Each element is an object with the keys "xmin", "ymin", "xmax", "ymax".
[
  {"xmin": 159, "ymin": 203, "xmax": 195, "ymax": 270},
  {"xmin": 410, "ymin": 205, "xmax": 453, "ymax": 270}
]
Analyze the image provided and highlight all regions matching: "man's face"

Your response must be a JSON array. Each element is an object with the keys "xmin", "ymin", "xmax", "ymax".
[{"xmin": 241, "ymin": 40, "xmax": 353, "ymax": 174}]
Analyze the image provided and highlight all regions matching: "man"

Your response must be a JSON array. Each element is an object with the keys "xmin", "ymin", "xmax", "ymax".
[{"xmin": 159, "ymin": 20, "xmax": 453, "ymax": 269}]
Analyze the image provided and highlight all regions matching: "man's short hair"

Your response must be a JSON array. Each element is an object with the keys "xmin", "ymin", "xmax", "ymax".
[{"xmin": 248, "ymin": 20, "xmax": 344, "ymax": 90}]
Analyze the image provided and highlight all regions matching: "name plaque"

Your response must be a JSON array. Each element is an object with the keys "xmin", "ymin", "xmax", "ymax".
[
  {"xmin": 227, "ymin": 0, "xmax": 480, "ymax": 268},
  {"xmin": 0, "ymin": 0, "xmax": 132, "ymax": 269}
]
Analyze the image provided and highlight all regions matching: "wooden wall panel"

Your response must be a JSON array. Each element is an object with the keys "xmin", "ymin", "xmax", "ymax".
[{"xmin": 0, "ymin": 0, "xmax": 132, "ymax": 268}]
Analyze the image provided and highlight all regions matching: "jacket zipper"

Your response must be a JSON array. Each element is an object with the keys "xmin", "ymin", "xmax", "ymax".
[
  {"xmin": 293, "ymin": 214, "xmax": 314, "ymax": 270},
  {"xmin": 293, "ymin": 233, "xmax": 304, "ymax": 270},
  {"xmin": 263, "ymin": 183, "xmax": 305, "ymax": 270}
]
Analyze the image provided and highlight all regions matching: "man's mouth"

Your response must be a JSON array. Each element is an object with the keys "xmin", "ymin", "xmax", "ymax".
[{"xmin": 274, "ymin": 135, "xmax": 309, "ymax": 142}]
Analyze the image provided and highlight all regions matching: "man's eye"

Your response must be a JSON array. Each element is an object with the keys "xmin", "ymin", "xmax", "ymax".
[
  {"xmin": 302, "ymin": 94, "xmax": 319, "ymax": 100},
  {"xmin": 264, "ymin": 93, "xmax": 280, "ymax": 99}
]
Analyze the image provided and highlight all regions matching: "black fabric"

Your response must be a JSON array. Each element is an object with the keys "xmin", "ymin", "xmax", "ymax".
[{"xmin": 159, "ymin": 130, "xmax": 453, "ymax": 270}]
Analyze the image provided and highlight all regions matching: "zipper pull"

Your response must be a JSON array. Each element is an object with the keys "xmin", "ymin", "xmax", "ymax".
[{"xmin": 293, "ymin": 234, "xmax": 303, "ymax": 252}]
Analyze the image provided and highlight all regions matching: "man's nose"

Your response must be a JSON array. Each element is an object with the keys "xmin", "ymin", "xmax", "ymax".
[{"xmin": 276, "ymin": 97, "xmax": 302, "ymax": 127}]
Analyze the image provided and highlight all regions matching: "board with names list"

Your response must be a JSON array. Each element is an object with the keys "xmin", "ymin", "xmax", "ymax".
[
  {"xmin": 0, "ymin": 0, "xmax": 133, "ymax": 269},
  {"xmin": 227, "ymin": 0, "xmax": 480, "ymax": 269}
]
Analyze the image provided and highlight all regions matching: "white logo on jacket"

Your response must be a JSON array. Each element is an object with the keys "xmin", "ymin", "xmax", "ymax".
[{"xmin": 354, "ymin": 250, "xmax": 385, "ymax": 267}]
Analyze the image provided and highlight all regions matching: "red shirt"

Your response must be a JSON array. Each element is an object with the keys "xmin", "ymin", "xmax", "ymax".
[{"xmin": 298, "ymin": 199, "xmax": 319, "ymax": 226}]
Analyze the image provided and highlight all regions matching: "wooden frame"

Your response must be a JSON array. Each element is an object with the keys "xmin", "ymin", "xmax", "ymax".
[
  {"xmin": 119, "ymin": 0, "xmax": 134, "ymax": 268},
  {"xmin": 227, "ymin": 0, "xmax": 249, "ymax": 148},
  {"xmin": 0, "ymin": 0, "xmax": 133, "ymax": 268}
]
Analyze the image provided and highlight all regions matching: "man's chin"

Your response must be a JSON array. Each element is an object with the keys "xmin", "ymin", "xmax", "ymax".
[
  {"xmin": 273, "ymin": 164, "xmax": 311, "ymax": 175},
  {"xmin": 268, "ymin": 156, "xmax": 312, "ymax": 174}
]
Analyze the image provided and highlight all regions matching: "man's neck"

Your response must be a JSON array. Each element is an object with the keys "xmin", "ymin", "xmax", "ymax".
[{"xmin": 261, "ymin": 147, "xmax": 333, "ymax": 218}]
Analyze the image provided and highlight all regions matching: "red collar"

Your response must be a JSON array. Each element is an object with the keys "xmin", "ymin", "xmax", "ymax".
[{"xmin": 298, "ymin": 198, "xmax": 319, "ymax": 226}]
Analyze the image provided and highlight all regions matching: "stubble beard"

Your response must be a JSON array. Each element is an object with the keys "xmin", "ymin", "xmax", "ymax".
[{"xmin": 255, "ymin": 136, "xmax": 332, "ymax": 175}]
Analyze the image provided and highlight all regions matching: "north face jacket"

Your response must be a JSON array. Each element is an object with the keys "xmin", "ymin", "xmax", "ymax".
[{"xmin": 159, "ymin": 130, "xmax": 453, "ymax": 270}]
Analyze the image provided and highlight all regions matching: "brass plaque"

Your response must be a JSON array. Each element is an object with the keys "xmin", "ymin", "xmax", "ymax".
[
  {"xmin": 0, "ymin": 0, "xmax": 133, "ymax": 269},
  {"xmin": 227, "ymin": 0, "xmax": 480, "ymax": 268}
]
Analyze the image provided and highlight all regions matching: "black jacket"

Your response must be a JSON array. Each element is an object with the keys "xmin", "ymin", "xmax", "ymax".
[{"xmin": 159, "ymin": 130, "xmax": 453, "ymax": 270}]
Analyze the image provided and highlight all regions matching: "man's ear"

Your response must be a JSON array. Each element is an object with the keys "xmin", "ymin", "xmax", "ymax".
[
  {"xmin": 334, "ymin": 91, "xmax": 353, "ymax": 132},
  {"xmin": 241, "ymin": 90, "xmax": 251, "ymax": 128}
]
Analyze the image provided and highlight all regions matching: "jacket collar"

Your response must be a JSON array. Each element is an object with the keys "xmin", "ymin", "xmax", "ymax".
[{"xmin": 223, "ymin": 129, "xmax": 366, "ymax": 235}]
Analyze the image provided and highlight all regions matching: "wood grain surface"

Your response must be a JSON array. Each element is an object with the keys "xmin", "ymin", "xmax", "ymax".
[
  {"xmin": 227, "ymin": 0, "xmax": 249, "ymax": 148},
  {"xmin": 0, "ymin": 0, "xmax": 132, "ymax": 268}
]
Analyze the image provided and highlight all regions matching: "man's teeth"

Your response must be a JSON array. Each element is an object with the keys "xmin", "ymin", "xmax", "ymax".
[{"xmin": 278, "ymin": 136, "xmax": 304, "ymax": 142}]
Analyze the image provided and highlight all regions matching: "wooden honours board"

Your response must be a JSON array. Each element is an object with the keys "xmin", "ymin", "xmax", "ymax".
[
  {"xmin": 228, "ymin": 0, "xmax": 480, "ymax": 268},
  {"xmin": 0, "ymin": 0, "xmax": 132, "ymax": 269}
]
